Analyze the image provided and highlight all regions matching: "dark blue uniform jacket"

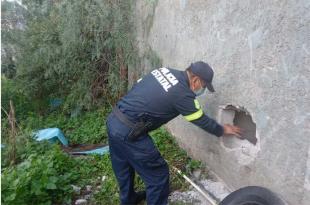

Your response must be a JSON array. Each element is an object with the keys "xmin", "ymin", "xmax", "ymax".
[{"xmin": 117, "ymin": 67, "xmax": 224, "ymax": 137}]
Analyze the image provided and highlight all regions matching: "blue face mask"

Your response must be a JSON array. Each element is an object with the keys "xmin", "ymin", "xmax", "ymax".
[
  {"xmin": 194, "ymin": 87, "xmax": 206, "ymax": 96},
  {"xmin": 194, "ymin": 78, "xmax": 206, "ymax": 96}
]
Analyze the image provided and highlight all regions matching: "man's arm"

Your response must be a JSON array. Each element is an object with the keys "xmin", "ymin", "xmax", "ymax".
[
  {"xmin": 174, "ymin": 95, "xmax": 242, "ymax": 137},
  {"xmin": 174, "ymin": 94, "xmax": 224, "ymax": 137},
  {"xmin": 190, "ymin": 114, "xmax": 224, "ymax": 137}
]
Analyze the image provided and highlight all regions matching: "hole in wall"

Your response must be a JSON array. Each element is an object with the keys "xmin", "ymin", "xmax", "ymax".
[
  {"xmin": 218, "ymin": 105, "xmax": 260, "ymax": 165},
  {"xmin": 220, "ymin": 105, "xmax": 257, "ymax": 148},
  {"xmin": 232, "ymin": 108, "xmax": 257, "ymax": 145}
]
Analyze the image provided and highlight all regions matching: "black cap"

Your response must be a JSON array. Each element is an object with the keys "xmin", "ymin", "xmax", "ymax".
[{"xmin": 190, "ymin": 61, "xmax": 215, "ymax": 92}]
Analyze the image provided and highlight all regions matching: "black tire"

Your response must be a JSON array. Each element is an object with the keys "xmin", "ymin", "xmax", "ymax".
[{"xmin": 219, "ymin": 186, "xmax": 286, "ymax": 205}]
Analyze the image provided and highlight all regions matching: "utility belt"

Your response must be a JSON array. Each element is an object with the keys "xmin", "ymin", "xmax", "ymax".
[{"xmin": 112, "ymin": 107, "xmax": 152, "ymax": 141}]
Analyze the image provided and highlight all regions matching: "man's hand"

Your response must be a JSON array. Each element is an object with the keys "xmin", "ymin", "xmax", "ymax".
[{"xmin": 223, "ymin": 124, "xmax": 242, "ymax": 138}]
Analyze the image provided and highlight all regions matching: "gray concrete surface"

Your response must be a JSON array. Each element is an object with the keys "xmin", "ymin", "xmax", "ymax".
[
  {"xmin": 133, "ymin": 0, "xmax": 310, "ymax": 204},
  {"xmin": 169, "ymin": 169, "xmax": 231, "ymax": 205}
]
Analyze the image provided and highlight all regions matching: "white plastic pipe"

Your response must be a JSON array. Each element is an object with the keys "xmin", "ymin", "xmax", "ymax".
[{"xmin": 171, "ymin": 165, "xmax": 218, "ymax": 205}]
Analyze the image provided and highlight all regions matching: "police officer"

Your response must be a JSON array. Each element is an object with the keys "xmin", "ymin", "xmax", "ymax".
[{"xmin": 106, "ymin": 61, "xmax": 242, "ymax": 205}]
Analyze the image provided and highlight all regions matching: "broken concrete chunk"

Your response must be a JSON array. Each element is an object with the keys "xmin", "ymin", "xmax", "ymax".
[{"xmin": 75, "ymin": 199, "xmax": 87, "ymax": 205}]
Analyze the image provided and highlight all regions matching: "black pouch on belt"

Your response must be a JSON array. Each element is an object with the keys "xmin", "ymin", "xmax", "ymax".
[
  {"xmin": 113, "ymin": 107, "xmax": 152, "ymax": 141},
  {"xmin": 128, "ymin": 120, "xmax": 152, "ymax": 141}
]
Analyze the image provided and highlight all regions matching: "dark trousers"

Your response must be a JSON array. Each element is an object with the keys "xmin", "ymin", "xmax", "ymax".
[{"xmin": 106, "ymin": 112, "xmax": 169, "ymax": 205}]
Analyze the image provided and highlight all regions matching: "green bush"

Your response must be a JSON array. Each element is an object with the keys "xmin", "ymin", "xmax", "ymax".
[
  {"xmin": 1, "ymin": 76, "xmax": 35, "ymax": 121},
  {"xmin": 1, "ymin": 144, "xmax": 79, "ymax": 205},
  {"xmin": 19, "ymin": 107, "xmax": 111, "ymax": 144},
  {"xmin": 90, "ymin": 154, "xmax": 120, "ymax": 205},
  {"xmin": 3, "ymin": 0, "xmax": 138, "ymax": 113}
]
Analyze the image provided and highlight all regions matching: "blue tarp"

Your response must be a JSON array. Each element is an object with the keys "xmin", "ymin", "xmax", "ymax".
[
  {"xmin": 33, "ymin": 128, "xmax": 69, "ymax": 147},
  {"xmin": 33, "ymin": 127, "xmax": 109, "ymax": 155},
  {"xmin": 49, "ymin": 98, "xmax": 63, "ymax": 108}
]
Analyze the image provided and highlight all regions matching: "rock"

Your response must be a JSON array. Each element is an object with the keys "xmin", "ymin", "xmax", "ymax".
[
  {"xmin": 169, "ymin": 190, "xmax": 202, "ymax": 204},
  {"xmin": 101, "ymin": 176, "xmax": 106, "ymax": 182},
  {"xmin": 193, "ymin": 169, "xmax": 202, "ymax": 179},
  {"xmin": 86, "ymin": 185, "xmax": 92, "ymax": 192},
  {"xmin": 84, "ymin": 194, "xmax": 91, "ymax": 200},
  {"xmin": 71, "ymin": 185, "xmax": 81, "ymax": 195},
  {"xmin": 75, "ymin": 199, "xmax": 87, "ymax": 205},
  {"xmin": 200, "ymin": 179, "xmax": 230, "ymax": 201}
]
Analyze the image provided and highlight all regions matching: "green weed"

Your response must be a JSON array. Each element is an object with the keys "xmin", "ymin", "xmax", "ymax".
[{"xmin": 1, "ymin": 109, "xmax": 205, "ymax": 204}]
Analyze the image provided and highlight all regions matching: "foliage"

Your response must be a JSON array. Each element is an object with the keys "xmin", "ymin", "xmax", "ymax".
[
  {"xmin": 1, "ymin": 76, "xmax": 35, "ymax": 121},
  {"xmin": 1, "ymin": 106, "xmax": 119, "ymax": 204},
  {"xmin": 15, "ymin": 107, "xmax": 111, "ymax": 145},
  {"xmin": 1, "ymin": 143, "xmax": 79, "ymax": 205},
  {"xmin": 1, "ymin": 130, "xmax": 28, "ymax": 167},
  {"xmin": 1, "ymin": 0, "xmax": 26, "ymax": 79},
  {"xmin": 1, "ymin": 104, "xmax": 205, "ymax": 204},
  {"xmin": 2, "ymin": 0, "xmax": 138, "ymax": 114},
  {"xmin": 90, "ymin": 154, "xmax": 120, "ymax": 205}
]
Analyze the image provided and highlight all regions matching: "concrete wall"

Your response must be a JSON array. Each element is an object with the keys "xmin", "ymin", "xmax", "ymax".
[{"xmin": 134, "ymin": 0, "xmax": 310, "ymax": 204}]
